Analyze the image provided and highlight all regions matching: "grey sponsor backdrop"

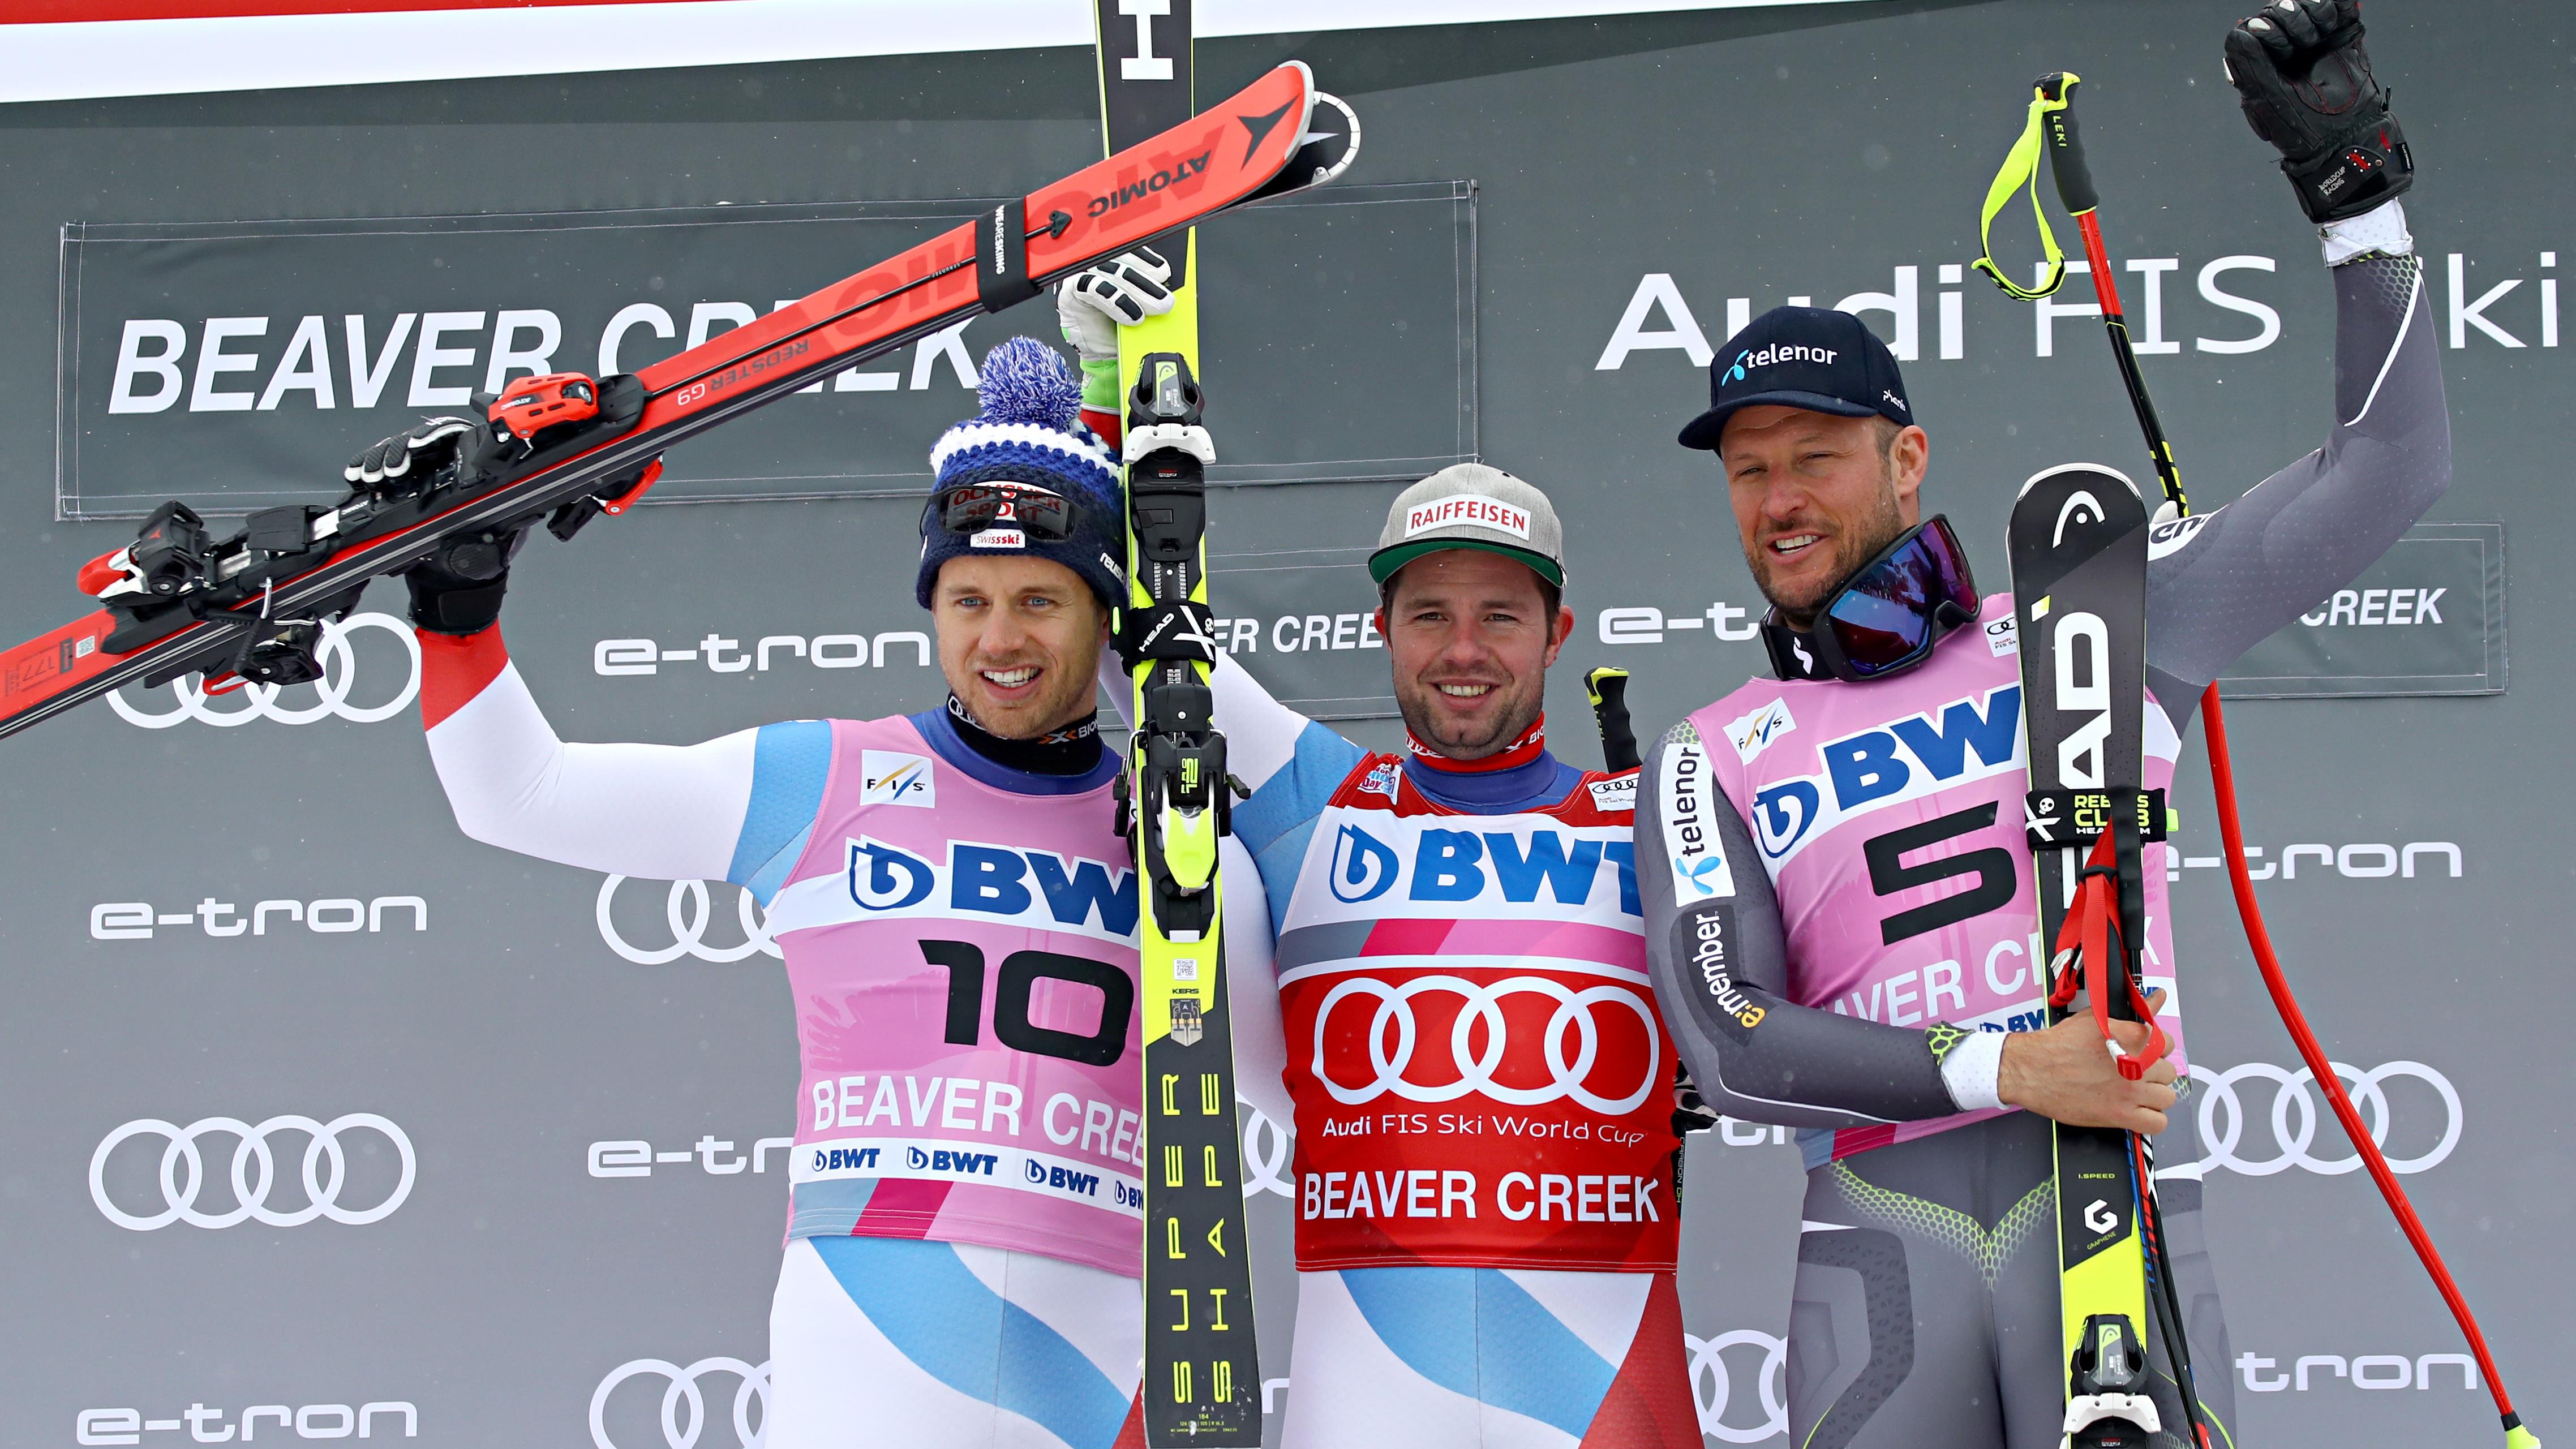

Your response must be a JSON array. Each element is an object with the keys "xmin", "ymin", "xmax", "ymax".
[{"xmin": 0, "ymin": 2, "xmax": 2562, "ymax": 1447}]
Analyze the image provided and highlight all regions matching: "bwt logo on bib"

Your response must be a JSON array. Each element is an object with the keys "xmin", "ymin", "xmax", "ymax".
[
  {"xmin": 906, "ymin": 1145, "xmax": 999, "ymax": 1176},
  {"xmin": 1026, "ymin": 1159, "xmax": 1102, "ymax": 1196},
  {"xmin": 1323, "ymin": 821, "xmax": 1638, "ymax": 915},
  {"xmin": 844, "ymin": 837, "xmax": 1137, "ymax": 936},
  {"xmin": 1754, "ymin": 683, "xmax": 2023, "ymax": 863}
]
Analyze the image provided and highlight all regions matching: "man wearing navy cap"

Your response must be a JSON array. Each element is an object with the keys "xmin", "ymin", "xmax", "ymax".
[{"xmin": 1637, "ymin": 5, "xmax": 2445, "ymax": 1447}]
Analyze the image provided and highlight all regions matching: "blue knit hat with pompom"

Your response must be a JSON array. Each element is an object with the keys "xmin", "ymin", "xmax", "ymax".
[{"xmin": 917, "ymin": 337, "xmax": 1126, "ymax": 611}]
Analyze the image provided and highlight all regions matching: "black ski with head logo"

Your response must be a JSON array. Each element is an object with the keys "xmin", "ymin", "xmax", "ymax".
[{"xmin": 2009, "ymin": 462, "xmax": 2162, "ymax": 1449}]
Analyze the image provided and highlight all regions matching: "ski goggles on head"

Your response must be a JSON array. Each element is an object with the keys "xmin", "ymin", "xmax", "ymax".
[
  {"xmin": 922, "ymin": 481, "xmax": 1081, "ymax": 542},
  {"xmin": 1761, "ymin": 515, "xmax": 1980, "ymax": 683}
]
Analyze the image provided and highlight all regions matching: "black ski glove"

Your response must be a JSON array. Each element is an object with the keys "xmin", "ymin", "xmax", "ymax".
[
  {"xmin": 347, "ymin": 418, "xmax": 525, "ymax": 636},
  {"xmin": 403, "ymin": 524, "xmax": 528, "ymax": 637},
  {"xmin": 2223, "ymin": 0, "xmax": 2412, "ymax": 224}
]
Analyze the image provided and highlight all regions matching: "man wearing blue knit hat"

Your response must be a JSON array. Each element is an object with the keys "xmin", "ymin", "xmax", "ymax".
[
  {"xmin": 371, "ymin": 336, "xmax": 1267, "ymax": 1448},
  {"xmin": 912, "ymin": 336, "xmax": 1130, "ymax": 752}
]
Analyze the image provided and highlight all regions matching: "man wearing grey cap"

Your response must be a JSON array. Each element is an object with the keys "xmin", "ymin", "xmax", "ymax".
[
  {"xmin": 1633, "ymin": 6, "xmax": 2444, "ymax": 1447},
  {"xmin": 1218, "ymin": 463, "xmax": 1701, "ymax": 1448},
  {"xmin": 1068, "ymin": 252, "xmax": 1705, "ymax": 1448}
]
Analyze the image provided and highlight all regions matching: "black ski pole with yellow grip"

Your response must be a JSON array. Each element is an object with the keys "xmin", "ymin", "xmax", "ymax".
[
  {"xmin": 1974, "ymin": 72, "xmax": 2187, "ymax": 520},
  {"xmin": 1584, "ymin": 666, "xmax": 1639, "ymax": 774}
]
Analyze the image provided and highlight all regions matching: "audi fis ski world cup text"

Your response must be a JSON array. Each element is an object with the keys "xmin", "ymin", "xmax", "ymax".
[{"xmin": 1594, "ymin": 255, "xmax": 2299, "ymax": 372}]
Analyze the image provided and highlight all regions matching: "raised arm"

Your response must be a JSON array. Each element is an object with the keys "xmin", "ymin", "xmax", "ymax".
[
  {"xmin": 2143, "ymin": 213, "xmax": 2449, "ymax": 710},
  {"xmin": 1638, "ymin": 720, "xmax": 1966, "ymax": 1128},
  {"xmin": 421, "ymin": 628, "xmax": 819, "ymax": 898}
]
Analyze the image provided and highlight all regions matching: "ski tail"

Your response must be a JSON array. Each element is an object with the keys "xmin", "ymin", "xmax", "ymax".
[{"xmin": 1981, "ymin": 70, "xmax": 2536, "ymax": 1448}]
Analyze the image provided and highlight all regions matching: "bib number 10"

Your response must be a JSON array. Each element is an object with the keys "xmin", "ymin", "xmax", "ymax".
[{"xmin": 921, "ymin": 939, "xmax": 1136, "ymax": 1066}]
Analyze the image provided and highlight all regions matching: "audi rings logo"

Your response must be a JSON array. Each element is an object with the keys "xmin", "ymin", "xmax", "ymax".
[
  {"xmin": 1311, "ymin": 975, "xmax": 1661, "ymax": 1114},
  {"xmin": 2191, "ymin": 1060, "xmax": 2462, "ymax": 1177},
  {"xmin": 1240, "ymin": 1106, "xmax": 1293, "ymax": 1199},
  {"xmin": 591, "ymin": 1357, "xmax": 769, "ymax": 1449},
  {"xmin": 90, "ymin": 1114, "xmax": 417, "ymax": 1230},
  {"xmin": 1686, "ymin": 1330, "xmax": 1787, "ymax": 1444},
  {"xmin": 108, "ymin": 612, "xmax": 420, "ymax": 728},
  {"xmin": 597, "ymin": 876, "xmax": 781, "ymax": 965}
]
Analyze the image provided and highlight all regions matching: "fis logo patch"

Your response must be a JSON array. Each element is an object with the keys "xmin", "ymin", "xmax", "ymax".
[
  {"xmin": 861, "ymin": 751, "xmax": 937, "ymax": 809},
  {"xmin": 1725, "ymin": 698, "xmax": 1797, "ymax": 764},
  {"xmin": 1985, "ymin": 616, "xmax": 2019, "ymax": 657}
]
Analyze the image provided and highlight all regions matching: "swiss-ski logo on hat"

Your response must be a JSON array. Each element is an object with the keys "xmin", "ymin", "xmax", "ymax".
[
  {"xmin": 1406, "ymin": 495, "xmax": 1531, "ymax": 540},
  {"xmin": 971, "ymin": 528, "xmax": 1027, "ymax": 549}
]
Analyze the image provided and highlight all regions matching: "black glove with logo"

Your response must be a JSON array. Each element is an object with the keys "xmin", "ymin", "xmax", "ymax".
[
  {"xmin": 2223, "ymin": 0, "xmax": 2412, "ymax": 224},
  {"xmin": 347, "ymin": 418, "xmax": 526, "ymax": 636}
]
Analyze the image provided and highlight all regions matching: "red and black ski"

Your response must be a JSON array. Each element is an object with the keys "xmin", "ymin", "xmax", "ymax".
[{"xmin": 0, "ymin": 60, "xmax": 1349, "ymax": 741}]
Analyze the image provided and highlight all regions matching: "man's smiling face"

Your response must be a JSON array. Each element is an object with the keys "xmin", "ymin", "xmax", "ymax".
[
  {"xmin": 1719, "ymin": 405, "xmax": 1928, "ymax": 627},
  {"xmin": 930, "ymin": 555, "xmax": 1109, "ymax": 738}
]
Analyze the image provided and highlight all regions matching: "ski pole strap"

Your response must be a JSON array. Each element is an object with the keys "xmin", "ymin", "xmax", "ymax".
[
  {"xmin": 1971, "ymin": 73, "xmax": 2082, "ymax": 303},
  {"xmin": 2046, "ymin": 828, "xmax": 2171, "ymax": 1081},
  {"xmin": 974, "ymin": 197, "xmax": 1043, "ymax": 312}
]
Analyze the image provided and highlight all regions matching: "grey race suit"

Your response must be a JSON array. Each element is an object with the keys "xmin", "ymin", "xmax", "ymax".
[{"xmin": 1638, "ymin": 236, "xmax": 2448, "ymax": 1449}]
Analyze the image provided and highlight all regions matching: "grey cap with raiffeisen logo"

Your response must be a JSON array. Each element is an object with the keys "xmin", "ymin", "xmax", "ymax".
[{"xmin": 1367, "ymin": 463, "xmax": 1566, "ymax": 588}]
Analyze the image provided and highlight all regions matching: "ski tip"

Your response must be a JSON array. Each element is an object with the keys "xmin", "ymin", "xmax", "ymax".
[{"xmin": 2015, "ymin": 460, "xmax": 2140, "ymax": 501}]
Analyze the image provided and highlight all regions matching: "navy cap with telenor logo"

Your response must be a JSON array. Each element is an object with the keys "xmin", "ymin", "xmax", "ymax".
[{"xmin": 1676, "ymin": 306, "xmax": 1915, "ymax": 452}]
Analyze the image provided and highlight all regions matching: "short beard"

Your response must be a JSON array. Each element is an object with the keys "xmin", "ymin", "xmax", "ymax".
[
  {"xmin": 1392, "ymin": 674, "xmax": 1544, "ymax": 761},
  {"xmin": 1748, "ymin": 479, "xmax": 1909, "ymax": 628},
  {"xmin": 944, "ymin": 652, "xmax": 1100, "ymax": 741}
]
